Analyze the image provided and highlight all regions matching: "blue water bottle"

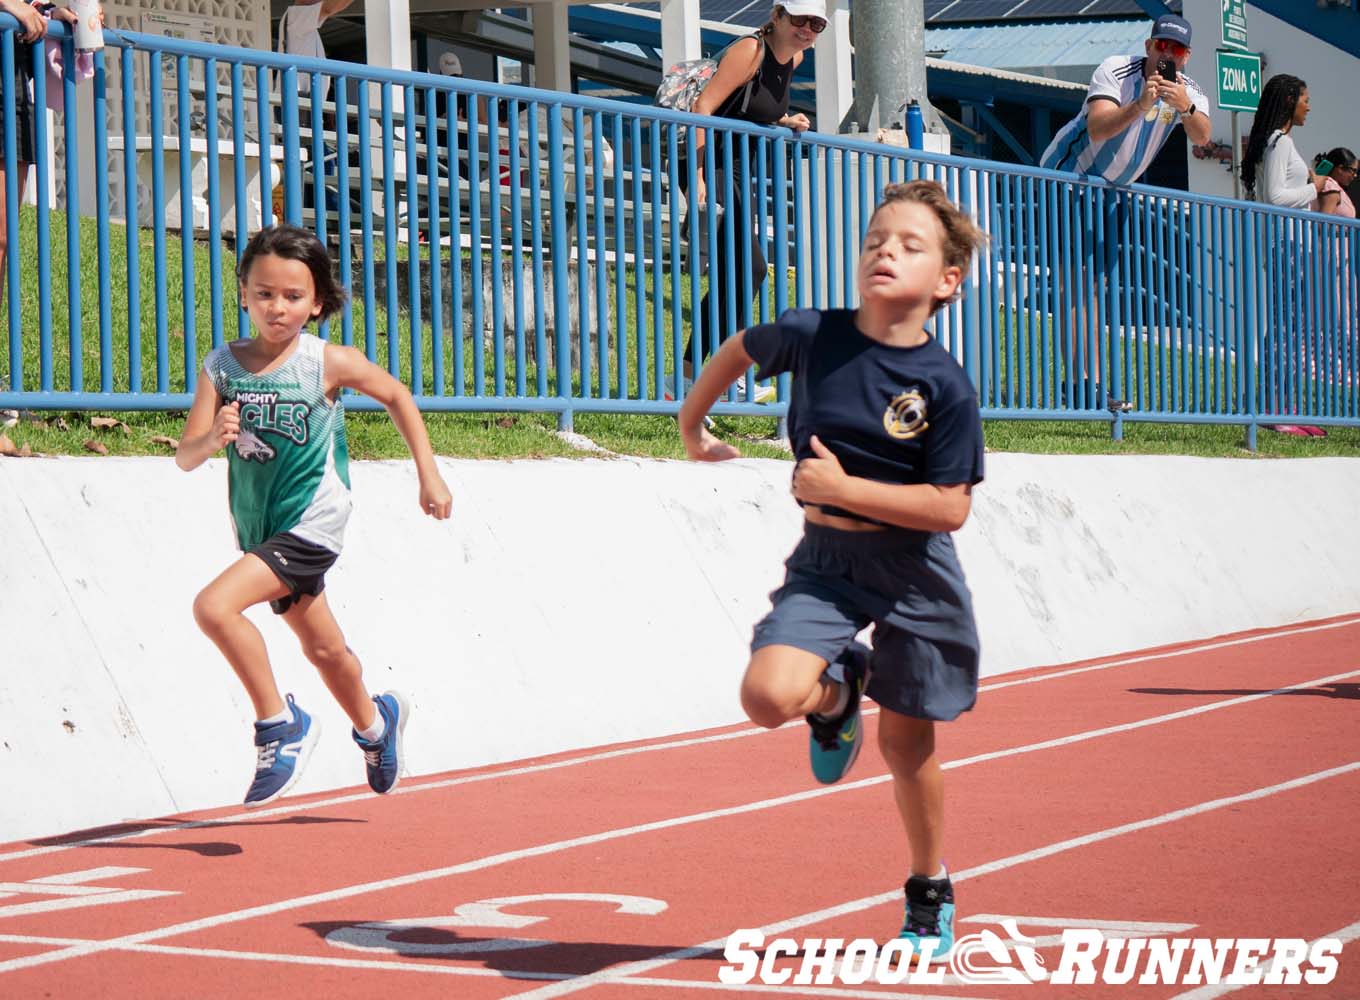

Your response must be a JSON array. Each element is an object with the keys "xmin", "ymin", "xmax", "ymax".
[{"xmin": 905, "ymin": 100, "xmax": 924, "ymax": 150}]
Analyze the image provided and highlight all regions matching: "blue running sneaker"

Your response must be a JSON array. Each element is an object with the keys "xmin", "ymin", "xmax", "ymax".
[
  {"xmin": 244, "ymin": 694, "xmax": 320, "ymax": 809},
  {"xmin": 807, "ymin": 642, "xmax": 871, "ymax": 785},
  {"xmin": 352, "ymin": 691, "xmax": 409, "ymax": 794},
  {"xmin": 899, "ymin": 873, "xmax": 956, "ymax": 959}
]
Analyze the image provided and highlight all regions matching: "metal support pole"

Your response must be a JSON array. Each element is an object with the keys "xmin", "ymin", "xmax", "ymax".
[{"xmin": 1231, "ymin": 112, "xmax": 1241, "ymax": 201}]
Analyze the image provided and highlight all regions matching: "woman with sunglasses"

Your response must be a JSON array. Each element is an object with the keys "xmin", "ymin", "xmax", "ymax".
[{"xmin": 674, "ymin": 2, "xmax": 823, "ymax": 395}]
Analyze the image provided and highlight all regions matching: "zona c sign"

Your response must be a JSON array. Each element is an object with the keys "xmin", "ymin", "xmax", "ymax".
[{"xmin": 1216, "ymin": 49, "xmax": 1262, "ymax": 113}]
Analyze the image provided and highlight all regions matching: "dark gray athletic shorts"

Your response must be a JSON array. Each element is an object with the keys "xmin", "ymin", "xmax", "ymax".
[
  {"xmin": 0, "ymin": 56, "xmax": 37, "ymax": 165},
  {"xmin": 751, "ymin": 522, "xmax": 980, "ymax": 722},
  {"xmin": 249, "ymin": 531, "xmax": 340, "ymax": 615}
]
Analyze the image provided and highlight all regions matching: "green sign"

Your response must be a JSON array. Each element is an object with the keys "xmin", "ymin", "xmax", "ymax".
[
  {"xmin": 1221, "ymin": 0, "xmax": 1248, "ymax": 51},
  {"xmin": 1216, "ymin": 50, "xmax": 1261, "ymax": 113}
]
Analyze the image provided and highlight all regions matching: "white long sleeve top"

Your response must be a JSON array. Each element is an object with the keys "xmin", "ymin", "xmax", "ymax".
[{"xmin": 1259, "ymin": 130, "xmax": 1316, "ymax": 210}]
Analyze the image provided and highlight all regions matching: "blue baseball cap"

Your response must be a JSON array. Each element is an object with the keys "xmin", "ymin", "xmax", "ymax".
[{"xmin": 1150, "ymin": 14, "xmax": 1192, "ymax": 46}]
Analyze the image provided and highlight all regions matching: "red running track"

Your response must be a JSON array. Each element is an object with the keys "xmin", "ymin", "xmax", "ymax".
[{"xmin": 1, "ymin": 615, "xmax": 1358, "ymax": 999}]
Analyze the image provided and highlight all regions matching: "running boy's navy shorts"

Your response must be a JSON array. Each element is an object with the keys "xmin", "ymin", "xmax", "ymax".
[{"xmin": 751, "ymin": 522, "xmax": 980, "ymax": 722}]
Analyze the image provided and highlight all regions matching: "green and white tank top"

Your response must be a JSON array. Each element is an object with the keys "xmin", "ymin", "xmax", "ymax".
[{"xmin": 202, "ymin": 333, "xmax": 352, "ymax": 553}]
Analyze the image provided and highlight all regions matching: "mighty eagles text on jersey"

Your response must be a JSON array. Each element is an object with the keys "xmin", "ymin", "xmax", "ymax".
[
  {"xmin": 1040, "ymin": 55, "xmax": 1209, "ymax": 186},
  {"xmin": 203, "ymin": 333, "xmax": 352, "ymax": 554}
]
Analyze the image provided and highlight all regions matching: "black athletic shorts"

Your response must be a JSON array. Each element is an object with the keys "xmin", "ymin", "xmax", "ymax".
[
  {"xmin": 0, "ymin": 54, "xmax": 38, "ymax": 165},
  {"xmin": 249, "ymin": 531, "xmax": 340, "ymax": 615}
]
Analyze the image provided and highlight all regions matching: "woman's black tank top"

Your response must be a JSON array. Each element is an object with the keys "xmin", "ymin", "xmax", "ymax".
[{"xmin": 716, "ymin": 37, "xmax": 794, "ymax": 126}]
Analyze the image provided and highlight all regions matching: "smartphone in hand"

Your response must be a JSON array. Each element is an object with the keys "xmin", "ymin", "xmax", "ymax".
[
  {"xmin": 1316, "ymin": 158, "xmax": 1335, "ymax": 176},
  {"xmin": 1157, "ymin": 58, "xmax": 1178, "ymax": 83}
]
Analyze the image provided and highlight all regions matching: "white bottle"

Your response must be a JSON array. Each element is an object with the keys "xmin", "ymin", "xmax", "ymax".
[{"xmin": 69, "ymin": 0, "xmax": 104, "ymax": 51}]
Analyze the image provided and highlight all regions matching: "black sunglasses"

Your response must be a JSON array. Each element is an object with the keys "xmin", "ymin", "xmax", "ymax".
[{"xmin": 786, "ymin": 13, "xmax": 827, "ymax": 32}]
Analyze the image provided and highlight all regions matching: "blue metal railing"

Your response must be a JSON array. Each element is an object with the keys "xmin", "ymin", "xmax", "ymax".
[{"xmin": 0, "ymin": 17, "xmax": 1356, "ymax": 442}]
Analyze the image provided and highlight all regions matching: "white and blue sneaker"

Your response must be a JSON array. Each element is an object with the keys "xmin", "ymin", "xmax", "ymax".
[
  {"xmin": 899, "ymin": 872, "xmax": 956, "ymax": 959},
  {"xmin": 661, "ymin": 374, "xmax": 715, "ymax": 429},
  {"xmin": 807, "ymin": 642, "xmax": 871, "ymax": 785},
  {"xmin": 352, "ymin": 691, "xmax": 409, "ymax": 794},
  {"xmin": 244, "ymin": 694, "xmax": 320, "ymax": 808}
]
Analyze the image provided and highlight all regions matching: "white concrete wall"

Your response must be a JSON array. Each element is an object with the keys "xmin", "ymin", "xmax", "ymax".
[
  {"xmin": 1184, "ymin": 0, "xmax": 1360, "ymax": 201},
  {"xmin": 3, "ymin": 453, "xmax": 1360, "ymax": 843}
]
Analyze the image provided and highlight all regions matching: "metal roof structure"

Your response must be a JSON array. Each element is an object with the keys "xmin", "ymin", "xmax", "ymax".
[
  {"xmin": 925, "ymin": 18, "xmax": 1154, "ymax": 84},
  {"xmin": 328, "ymin": 0, "xmax": 1180, "ymax": 166},
  {"xmin": 923, "ymin": 0, "xmax": 1177, "ymax": 23},
  {"xmin": 629, "ymin": 0, "xmax": 1180, "ymax": 31},
  {"xmin": 569, "ymin": 3, "xmax": 1090, "ymax": 112}
]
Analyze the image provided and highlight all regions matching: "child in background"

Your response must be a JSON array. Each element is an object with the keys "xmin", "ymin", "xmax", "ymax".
[
  {"xmin": 1314, "ymin": 147, "xmax": 1357, "ymax": 219},
  {"xmin": 0, "ymin": 0, "xmax": 80, "ymax": 309},
  {"xmin": 679, "ymin": 180, "xmax": 987, "ymax": 955},
  {"xmin": 176, "ymin": 224, "xmax": 452, "ymax": 808}
]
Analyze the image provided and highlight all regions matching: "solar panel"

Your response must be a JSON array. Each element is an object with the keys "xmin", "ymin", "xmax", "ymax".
[
  {"xmin": 934, "ymin": 0, "xmax": 1025, "ymax": 21},
  {"xmin": 683, "ymin": 0, "xmax": 1182, "ymax": 28},
  {"xmin": 925, "ymin": 0, "xmax": 1180, "ymax": 21},
  {"xmin": 1078, "ymin": 0, "xmax": 1151, "ymax": 15},
  {"xmin": 1013, "ymin": 0, "xmax": 1098, "ymax": 16},
  {"xmin": 702, "ymin": 0, "xmax": 766, "ymax": 22},
  {"xmin": 722, "ymin": 3, "xmax": 774, "ymax": 29}
]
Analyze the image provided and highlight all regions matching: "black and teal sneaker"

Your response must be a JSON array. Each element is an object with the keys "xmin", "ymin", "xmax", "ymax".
[
  {"xmin": 806, "ymin": 643, "xmax": 870, "ymax": 785},
  {"xmin": 899, "ymin": 872, "xmax": 956, "ymax": 958}
]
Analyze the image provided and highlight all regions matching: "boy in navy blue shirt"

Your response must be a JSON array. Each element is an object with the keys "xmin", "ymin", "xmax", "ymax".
[{"xmin": 679, "ymin": 180, "xmax": 986, "ymax": 956}]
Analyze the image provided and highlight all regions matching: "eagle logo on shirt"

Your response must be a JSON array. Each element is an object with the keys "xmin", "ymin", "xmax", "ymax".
[
  {"xmin": 234, "ymin": 427, "xmax": 277, "ymax": 464},
  {"xmin": 884, "ymin": 390, "xmax": 928, "ymax": 440}
]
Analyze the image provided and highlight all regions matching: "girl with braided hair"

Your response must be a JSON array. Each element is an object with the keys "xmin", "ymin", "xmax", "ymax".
[
  {"xmin": 1242, "ymin": 75, "xmax": 1332, "ymax": 436},
  {"xmin": 1242, "ymin": 74, "xmax": 1327, "ymax": 209}
]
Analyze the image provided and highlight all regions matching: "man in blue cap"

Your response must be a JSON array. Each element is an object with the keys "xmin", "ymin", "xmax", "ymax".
[
  {"xmin": 1042, "ymin": 14, "xmax": 1211, "ymax": 182},
  {"xmin": 1038, "ymin": 14, "xmax": 1213, "ymax": 410}
]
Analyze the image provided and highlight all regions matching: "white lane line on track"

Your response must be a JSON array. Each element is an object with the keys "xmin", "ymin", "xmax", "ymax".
[
  {"xmin": 0, "ymin": 934, "xmax": 568, "ymax": 980},
  {"xmin": 0, "ymin": 724, "xmax": 806, "ymax": 865},
  {"xmin": 509, "ymin": 761, "xmax": 1360, "ymax": 999},
  {"xmin": 622, "ymin": 979, "xmax": 999, "ymax": 999},
  {"xmin": 0, "ymin": 934, "xmax": 998, "ymax": 998},
  {"xmin": 0, "ymin": 669, "xmax": 1354, "ymax": 979},
  {"xmin": 979, "ymin": 615, "xmax": 1360, "ymax": 693},
  {"xmin": 1169, "ymin": 919, "xmax": 1360, "ymax": 999},
  {"xmin": 4, "ymin": 615, "xmax": 1356, "ymax": 865}
]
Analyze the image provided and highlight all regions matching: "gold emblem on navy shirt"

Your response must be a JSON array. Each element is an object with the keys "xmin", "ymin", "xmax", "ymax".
[{"xmin": 883, "ymin": 390, "xmax": 928, "ymax": 440}]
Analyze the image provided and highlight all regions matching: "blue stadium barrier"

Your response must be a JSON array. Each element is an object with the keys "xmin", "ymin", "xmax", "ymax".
[{"xmin": 0, "ymin": 17, "xmax": 1356, "ymax": 444}]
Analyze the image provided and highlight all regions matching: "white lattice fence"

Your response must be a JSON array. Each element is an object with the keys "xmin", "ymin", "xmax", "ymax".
[{"xmin": 78, "ymin": 0, "xmax": 268, "ymax": 222}]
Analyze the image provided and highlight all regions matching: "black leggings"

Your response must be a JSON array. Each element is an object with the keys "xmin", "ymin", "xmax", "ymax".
[{"xmin": 678, "ymin": 153, "xmax": 768, "ymax": 368}]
